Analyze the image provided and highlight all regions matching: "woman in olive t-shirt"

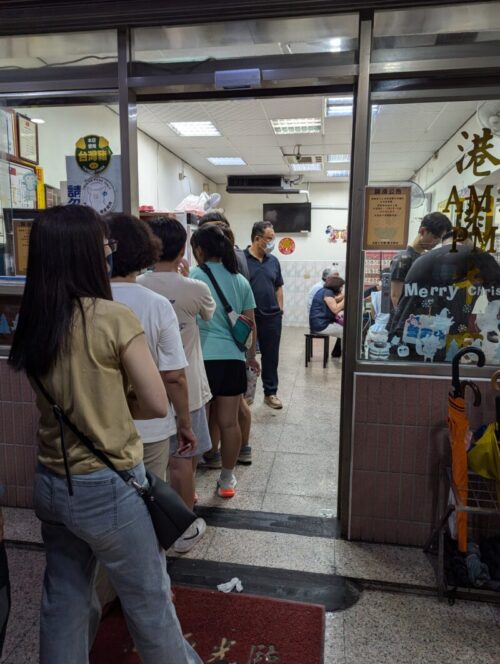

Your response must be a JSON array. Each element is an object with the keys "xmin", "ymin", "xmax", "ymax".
[{"xmin": 8, "ymin": 206, "xmax": 201, "ymax": 664}]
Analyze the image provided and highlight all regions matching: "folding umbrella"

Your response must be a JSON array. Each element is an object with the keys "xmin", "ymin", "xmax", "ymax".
[
  {"xmin": 449, "ymin": 347, "xmax": 485, "ymax": 552},
  {"xmin": 467, "ymin": 369, "xmax": 500, "ymax": 499}
]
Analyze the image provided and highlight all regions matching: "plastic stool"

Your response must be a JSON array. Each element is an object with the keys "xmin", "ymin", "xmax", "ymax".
[{"xmin": 305, "ymin": 333, "xmax": 330, "ymax": 368}]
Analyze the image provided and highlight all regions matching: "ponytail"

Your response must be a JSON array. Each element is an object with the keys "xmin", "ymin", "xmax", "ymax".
[
  {"xmin": 191, "ymin": 224, "xmax": 239, "ymax": 274},
  {"xmin": 220, "ymin": 236, "xmax": 238, "ymax": 274}
]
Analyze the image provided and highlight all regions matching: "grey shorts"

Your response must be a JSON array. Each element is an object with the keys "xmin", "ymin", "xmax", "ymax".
[{"xmin": 169, "ymin": 406, "xmax": 212, "ymax": 459}]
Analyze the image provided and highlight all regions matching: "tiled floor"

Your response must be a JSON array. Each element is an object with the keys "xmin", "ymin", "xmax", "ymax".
[
  {"xmin": 2, "ymin": 546, "xmax": 499, "ymax": 664},
  {"xmin": 195, "ymin": 326, "xmax": 341, "ymax": 517},
  {"xmin": 326, "ymin": 589, "xmax": 499, "ymax": 664},
  {"xmin": 2, "ymin": 327, "xmax": 499, "ymax": 662}
]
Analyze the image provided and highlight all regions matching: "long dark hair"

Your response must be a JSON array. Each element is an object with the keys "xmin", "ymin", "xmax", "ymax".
[
  {"xmin": 8, "ymin": 205, "xmax": 112, "ymax": 376},
  {"xmin": 190, "ymin": 224, "xmax": 238, "ymax": 274}
]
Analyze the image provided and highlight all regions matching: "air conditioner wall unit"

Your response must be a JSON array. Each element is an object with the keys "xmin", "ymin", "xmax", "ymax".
[{"xmin": 226, "ymin": 174, "xmax": 300, "ymax": 194}]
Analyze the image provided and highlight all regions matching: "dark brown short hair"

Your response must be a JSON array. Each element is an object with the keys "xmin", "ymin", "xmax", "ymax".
[
  {"xmin": 324, "ymin": 275, "xmax": 345, "ymax": 294},
  {"xmin": 207, "ymin": 220, "xmax": 235, "ymax": 247},
  {"xmin": 105, "ymin": 213, "xmax": 162, "ymax": 277},
  {"xmin": 199, "ymin": 211, "xmax": 229, "ymax": 226}
]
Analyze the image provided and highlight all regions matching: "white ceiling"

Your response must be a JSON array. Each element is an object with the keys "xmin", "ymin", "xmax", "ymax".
[{"xmin": 136, "ymin": 97, "xmax": 479, "ymax": 185}]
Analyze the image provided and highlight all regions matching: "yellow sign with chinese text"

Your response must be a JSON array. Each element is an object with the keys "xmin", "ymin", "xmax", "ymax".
[{"xmin": 75, "ymin": 135, "xmax": 112, "ymax": 174}]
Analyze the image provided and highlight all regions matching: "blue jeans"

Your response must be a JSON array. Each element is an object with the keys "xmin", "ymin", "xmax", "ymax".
[
  {"xmin": 33, "ymin": 462, "xmax": 202, "ymax": 664},
  {"xmin": 256, "ymin": 311, "xmax": 282, "ymax": 396}
]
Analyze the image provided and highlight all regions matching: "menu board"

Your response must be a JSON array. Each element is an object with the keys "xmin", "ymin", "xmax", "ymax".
[
  {"xmin": 364, "ymin": 250, "xmax": 398, "ymax": 284},
  {"xmin": 364, "ymin": 186, "xmax": 411, "ymax": 250}
]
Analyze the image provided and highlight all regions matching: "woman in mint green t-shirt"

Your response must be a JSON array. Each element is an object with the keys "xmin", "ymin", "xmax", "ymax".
[{"xmin": 191, "ymin": 225, "xmax": 259, "ymax": 498}]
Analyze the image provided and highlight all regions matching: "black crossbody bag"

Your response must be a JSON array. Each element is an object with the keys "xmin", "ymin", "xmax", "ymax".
[
  {"xmin": 32, "ymin": 376, "xmax": 196, "ymax": 551},
  {"xmin": 200, "ymin": 264, "xmax": 253, "ymax": 352}
]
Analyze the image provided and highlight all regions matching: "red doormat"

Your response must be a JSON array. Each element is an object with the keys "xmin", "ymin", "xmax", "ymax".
[{"xmin": 90, "ymin": 585, "xmax": 325, "ymax": 663}]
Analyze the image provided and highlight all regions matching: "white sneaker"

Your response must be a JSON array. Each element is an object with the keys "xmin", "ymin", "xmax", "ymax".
[
  {"xmin": 173, "ymin": 517, "xmax": 206, "ymax": 553},
  {"xmin": 217, "ymin": 474, "xmax": 237, "ymax": 498}
]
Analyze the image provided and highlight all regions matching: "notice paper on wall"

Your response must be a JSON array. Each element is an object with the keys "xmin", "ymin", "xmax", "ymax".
[
  {"xmin": 363, "ymin": 186, "xmax": 411, "ymax": 250},
  {"xmin": 65, "ymin": 155, "xmax": 122, "ymax": 214}
]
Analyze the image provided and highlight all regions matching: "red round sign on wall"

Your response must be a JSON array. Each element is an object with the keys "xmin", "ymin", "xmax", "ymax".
[{"xmin": 278, "ymin": 237, "xmax": 295, "ymax": 255}]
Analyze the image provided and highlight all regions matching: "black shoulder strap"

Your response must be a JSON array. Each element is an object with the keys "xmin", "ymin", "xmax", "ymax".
[
  {"xmin": 199, "ymin": 263, "xmax": 233, "ymax": 314},
  {"xmin": 31, "ymin": 375, "xmax": 128, "ymax": 495}
]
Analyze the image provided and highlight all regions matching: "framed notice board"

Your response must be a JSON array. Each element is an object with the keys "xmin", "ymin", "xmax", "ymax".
[
  {"xmin": 363, "ymin": 186, "xmax": 411, "ymax": 250},
  {"xmin": 3, "ymin": 208, "xmax": 42, "ymax": 276},
  {"xmin": 16, "ymin": 114, "xmax": 39, "ymax": 164}
]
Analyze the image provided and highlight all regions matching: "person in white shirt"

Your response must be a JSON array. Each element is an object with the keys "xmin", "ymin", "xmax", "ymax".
[
  {"xmin": 137, "ymin": 217, "xmax": 217, "ymax": 503},
  {"xmin": 107, "ymin": 213, "xmax": 207, "ymax": 554}
]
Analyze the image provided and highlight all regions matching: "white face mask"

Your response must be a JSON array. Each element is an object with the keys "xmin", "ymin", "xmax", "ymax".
[{"xmin": 264, "ymin": 239, "xmax": 276, "ymax": 254}]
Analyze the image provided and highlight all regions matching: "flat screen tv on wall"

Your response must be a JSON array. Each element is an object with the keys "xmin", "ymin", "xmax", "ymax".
[{"xmin": 262, "ymin": 202, "xmax": 311, "ymax": 233}]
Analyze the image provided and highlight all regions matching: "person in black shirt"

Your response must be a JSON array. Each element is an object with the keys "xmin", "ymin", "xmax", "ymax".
[
  {"xmin": 244, "ymin": 221, "xmax": 284, "ymax": 409},
  {"xmin": 389, "ymin": 231, "xmax": 500, "ymax": 362},
  {"xmin": 390, "ymin": 212, "xmax": 452, "ymax": 309}
]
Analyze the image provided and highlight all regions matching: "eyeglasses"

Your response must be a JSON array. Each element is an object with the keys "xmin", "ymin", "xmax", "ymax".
[{"xmin": 105, "ymin": 239, "xmax": 118, "ymax": 253}]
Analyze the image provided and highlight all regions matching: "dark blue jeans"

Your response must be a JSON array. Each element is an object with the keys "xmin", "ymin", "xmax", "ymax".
[{"xmin": 256, "ymin": 311, "xmax": 282, "ymax": 396}]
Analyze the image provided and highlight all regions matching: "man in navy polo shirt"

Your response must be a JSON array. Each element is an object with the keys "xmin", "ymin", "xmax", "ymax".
[{"xmin": 245, "ymin": 221, "xmax": 284, "ymax": 409}]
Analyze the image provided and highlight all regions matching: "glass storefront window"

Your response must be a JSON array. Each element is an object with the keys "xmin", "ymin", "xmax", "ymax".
[
  {"xmin": 0, "ymin": 30, "xmax": 117, "ymax": 70},
  {"xmin": 361, "ymin": 99, "xmax": 500, "ymax": 365},
  {"xmin": 0, "ymin": 102, "xmax": 120, "ymax": 280},
  {"xmin": 132, "ymin": 15, "xmax": 358, "ymax": 64},
  {"xmin": 372, "ymin": 1, "xmax": 500, "ymax": 65},
  {"xmin": 1, "ymin": 100, "xmax": 120, "ymax": 352}
]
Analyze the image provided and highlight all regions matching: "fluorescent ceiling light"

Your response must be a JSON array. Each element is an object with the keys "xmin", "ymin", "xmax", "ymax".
[
  {"xmin": 327, "ymin": 169, "xmax": 350, "ymax": 177},
  {"xmin": 329, "ymin": 37, "xmax": 342, "ymax": 52},
  {"xmin": 207, "ymin": 157, "xmax": 246, "ymax": 166},
  {"xmin": 325, "ymin": 97, "xmax": 379, "ymax": 118},
  {"xmin": 290, "ymin": 162, "xmax": 322, "ymax": 172},
  {"xmin": 325, "ymin": 96, "xmax": 353, "ymax": 117},
  {"xmin": 328, "ymin": 153, "xmax": 350, "ymax": 163},
  {"xmin": 169, "ymin": 121, "xmax": 220, "ymax": 136},
  {"xmin": 30, "ymin": 118, "xmax": 45, "ymax": 124},
  {"xmin": 271, "ymin": 118, "xmax": 322, "ymax": 134},
  {"xmin": 326, "ymin": 105, "xmax": 353, "ymax": 117},
  {"xmin": 329, "ymin": 96, "xmax": 353, "ymax": 104}
]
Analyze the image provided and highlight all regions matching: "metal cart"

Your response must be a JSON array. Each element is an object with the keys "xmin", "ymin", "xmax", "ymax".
[
  {"xmin": 425, "ymin": 464, "xmax": 500, "ymax": 604},
  {"xmin": 425, "ymin": 349, "xmax": 500, "ymax": 603}
]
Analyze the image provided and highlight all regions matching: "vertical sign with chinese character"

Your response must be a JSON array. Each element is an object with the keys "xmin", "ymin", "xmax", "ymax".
[
  {"xmin": 443, "ymin": 127, "xmax": 499, "ymax": 252},
  {"xmin": 65, "ymin": 135, "xmax": 122, "ymax": 214},
  {"xmin": 363, "ymin": 186, "xmax": 411, "ymax": 250}
]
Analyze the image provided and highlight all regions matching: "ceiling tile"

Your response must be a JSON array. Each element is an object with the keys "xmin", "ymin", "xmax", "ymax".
[{"xmin": 137, "ymin": 98, "xmax": 482, "ymax": 185}]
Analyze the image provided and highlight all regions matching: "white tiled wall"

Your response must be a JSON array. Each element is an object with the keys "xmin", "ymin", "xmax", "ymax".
[{"xmin": 282, "ymin": 260, "xmax": 346, "ymax": 327}]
